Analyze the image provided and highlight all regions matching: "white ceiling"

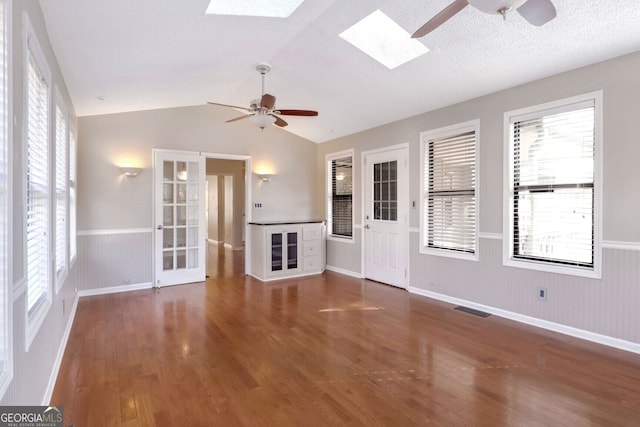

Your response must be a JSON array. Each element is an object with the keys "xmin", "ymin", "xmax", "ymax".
[{"xmin": 39, "ymin": 0, "xmax": 640, "ymax": 143}]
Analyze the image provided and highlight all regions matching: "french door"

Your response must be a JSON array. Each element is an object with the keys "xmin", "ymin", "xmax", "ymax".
[
  {"xmin": 153, "ymin": 150, "xmax": 206, "ymax": 287},
  {"xmin": 363, "ymin": 146, "xmax": 408, "ymax": 288}
]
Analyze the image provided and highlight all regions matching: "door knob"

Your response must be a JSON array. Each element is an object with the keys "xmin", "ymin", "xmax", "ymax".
[
  {"xmin": 157, "ymin": 225, "xmax": 163, "ymax": 230},
  {"xmin": 364, "ymin": 224, "xmax": 370, "ymax": 229}
]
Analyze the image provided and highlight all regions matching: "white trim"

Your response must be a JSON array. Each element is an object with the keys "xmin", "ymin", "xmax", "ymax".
[
  {"xmin": 602, "ymin": 240, "xmax": 640, "ymax": 251},
  {"xmin": 77, "ymin": 281, "xmax": 153, "ymax": 298},
  {"xmin": 409, "ymin": 227, "xmax": 419, "ymax": 233},
  {"xmin": 41, "ymin": 292, "xmax": 78, "ymax": 405},
  {"xmin": 325, "ymin": 265, "xmax": 362, "ymax": 279},
  {"xmin": 503, "ymin": 91, "xmax": 603, "ymax": 279},
  {"xmin": 408, "ymin": 286, "xmax": 640, "ymax": 355},
  {"xmin": 419, "ymin": 120, "xmax": 480, "ymax": 261},
  {"xmin": 12, "ymin": 277, "xmax": 25, "ymax": 301},
  {"xmin": 78, "ymin": 228, "xmax": 153, "ymax": 236},
  {"xmin": 479, "ymin": 232, "xmax": 502, "ymax": 240}
]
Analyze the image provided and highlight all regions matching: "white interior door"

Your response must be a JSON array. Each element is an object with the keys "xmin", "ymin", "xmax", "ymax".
[
  {"xmin": 154, "ymin": 150, "xmax": 206, "ymax": 287},
  {"xmin": 364, "ymin": 146, "xmax": 408, "ymax": 288}
]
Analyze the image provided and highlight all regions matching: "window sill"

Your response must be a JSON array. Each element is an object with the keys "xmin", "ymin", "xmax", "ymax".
[{"xmin": 503, "ymin": 257, "xmax": 601, "ymax": 279}]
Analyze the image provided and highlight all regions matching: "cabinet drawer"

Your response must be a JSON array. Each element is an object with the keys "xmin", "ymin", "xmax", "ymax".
[
  {"xmin": 304, "ymin": 255, "xmax": 321, "ymax": 272},
  {"xmin": 303, "ymin": 226, "xmax": 321, "ymax": 241},
  {"xmin": 303, "ymin": 240, "xmax": 320, "ymax": 256}
]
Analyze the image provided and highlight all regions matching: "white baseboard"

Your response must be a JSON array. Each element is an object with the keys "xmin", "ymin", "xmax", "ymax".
[
  {"xmin": 325, "ymin": 265, "xmax": 362, "ymax": 279},
  {"xmin": 408, "ymin": 286, "xmax": 640, "ymax": 355},
  {"xmin": 42, "ymin": 293, "xmax": 79, "ymax": 405},
  {"xmin": 78, "ymin": 282, "xmax": 153, "ymax": 298}
]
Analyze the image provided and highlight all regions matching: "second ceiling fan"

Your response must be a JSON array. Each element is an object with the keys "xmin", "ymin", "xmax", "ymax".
[
  {"xmin": 208, "ymin": 63, "xmax": 318, "ymax": 129},
  {"xmin": 412, "ymin": 0, "xmax": 557, "ymax": 38}
]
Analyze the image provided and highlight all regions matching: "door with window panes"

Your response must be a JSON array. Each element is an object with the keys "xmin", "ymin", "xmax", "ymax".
[
  {"xmin": 154, "ymin": 150, "xmax": 205, "ymax": 287},
  {"xmin": 363, "ymin": 147, "xmax": 408, "ymax": 288}
]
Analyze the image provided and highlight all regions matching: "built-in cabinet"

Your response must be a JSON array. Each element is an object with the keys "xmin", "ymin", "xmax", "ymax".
[{"xmin": 250, "ymin": 221, "xmax": 326, "ymax": 281}]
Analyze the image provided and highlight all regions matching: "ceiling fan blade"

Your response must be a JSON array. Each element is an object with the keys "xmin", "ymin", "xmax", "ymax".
[
  {"xmin": 276, "ymin": 109, "xmax": 318, "ymax": 117},
  {"xmin": 517, "ymin": 0, "xmax": 556, "ymax": 26},
  {"xmin": 272, "ymin": 115, "xmax": 288, "ymax": 127},
  {"xmin": 412, "ymin": 0, "xmax": 469, "ymax": 38},
  {"xmin": 260, "ymin": 93, "xmax": 276, "ymax": 110},
  {"xmin": 207, "ymin": 101, "xmax": 252, "ymax": 111},
  {"xmin": 225, "ymin": 114, "xmax": 252, "ymax": 123}
]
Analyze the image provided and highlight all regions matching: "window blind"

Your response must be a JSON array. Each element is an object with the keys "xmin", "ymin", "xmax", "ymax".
[
  {"xmin": 55, "ymin": 105, "xmax": 68, "ymax": 282},
  {"xmin": 26, "ymin": 49, "xmax": 50, "ymax": 316},
  {"xmin": 327, "ymin": 155, "xmax": 353, "ymax": 238},
  {"xmin": 511, "ymin": 101, "xmax": 595, "ymax": 267},
  {"xmin": 69, "ymin": 130, "xmax": 77, "ymax": 260},
  {"xmin": 424, "ymin": 130, "xmax": 476, "ymax": 253}
]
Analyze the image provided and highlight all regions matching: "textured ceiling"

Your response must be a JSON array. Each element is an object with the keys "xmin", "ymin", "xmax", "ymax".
[{"xmin": 39, "ymin": 0, "xmax": 640, "ymax": 143}]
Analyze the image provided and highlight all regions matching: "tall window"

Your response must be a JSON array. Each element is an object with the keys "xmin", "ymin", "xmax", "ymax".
[
  {"xmin": 54, "ymin": 101, "xmax": 68, "ymax": 291},
  {"xmin": 69, "ymin": 129, "xmax": 77, "ymax": 262},
  {"xmin": 25, "ymin": 18, "xmax": 52, "ymax": 346},
  {"xmin": 420, "ymin": 121, "xmax": 478, "ymax": 260},
  {"xmin": 504, "ymin": 92, "xmax": 602, "ymax": 278},
  {"xmin": 0, "ymin": 0, "xmax": 12, "ymax": 399},
  {"xmin": 326, "ymin": 150, "xmax": 353, "ymax": 240}
]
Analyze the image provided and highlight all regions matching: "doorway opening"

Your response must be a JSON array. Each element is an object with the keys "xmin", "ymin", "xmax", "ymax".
[{"xmin": 205, "ymin": 157, "xmax": 250, "ymax": 278}]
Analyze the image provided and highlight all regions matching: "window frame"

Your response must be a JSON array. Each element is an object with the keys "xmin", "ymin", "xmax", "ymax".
[
  {"xmin": 0, "ymin": 0, "xmax": 13, "ymax": 400},
  {"xmin": 420, "ymin": 120, "xmax": 479, "ymax": 261},
  {"xmin": 503, "ymin": 91, "xmax": 603, "ymax": 278},
  {"xmin": 23, "ymin": 12, "xmax": 53, "ymax": 349},
  {"xmin": 54, "ymin": 89, "xmax": 68, "ymax": 292},
  {"xmin": 326, "ymin": 149, "xmax": 355, "ymax": 243},
  {"xmin": 69, "ymin": 126, "xmax": 77, "ymax": 265}
]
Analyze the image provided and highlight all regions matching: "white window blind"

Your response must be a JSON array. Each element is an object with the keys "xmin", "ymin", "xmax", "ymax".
[
  {"xmin": 26, "ymin": 42, "xmax": 51, "ymax": 327},
  {"xmin": 69, "ymin": 129, "xmax": 77, "ymax": 261},
  {"xmin": 0, "ymin": 0, "xmax": 11, "ymax": 399},
  {"xmin": 422, "ymin": 123, "xmax": 477, "ymax": 257},
  {"xmin": 327, "ymin": 153, "xmax": 353, "ymax": 238},
  {"xmin": 55, "ymin": 103, "xmax": 68, "ymax": 288},
  {"xmin": 509, "ymin": 99, "xmax": 595, "ymax": 268}
]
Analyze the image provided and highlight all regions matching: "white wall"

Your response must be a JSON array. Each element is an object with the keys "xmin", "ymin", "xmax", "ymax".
[
  {"xmin": 3, "ymin": 0, "xmax": 78, "ymax": 405},
  {"xmin": 317, "ymin": 51, "xmax": 640, "ymax": 348}
]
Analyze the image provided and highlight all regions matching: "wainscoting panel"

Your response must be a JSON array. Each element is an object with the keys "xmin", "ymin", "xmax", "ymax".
[
  {"xmin": 409, "ymin": 234, "xmax": 640, "ymax": 346},
  {"xmin": 76, "ymin": 230, "xmax": 153, "ymax": 292}
]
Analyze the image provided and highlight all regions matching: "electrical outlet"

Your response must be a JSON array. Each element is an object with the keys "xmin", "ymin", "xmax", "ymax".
[
  {"xmin": 537, "ymin": 287, "xmax": 547, "ymax": 301},
  {"xmin": 254, "ymin": 202, "xmax": 262, "ymax": 208}
]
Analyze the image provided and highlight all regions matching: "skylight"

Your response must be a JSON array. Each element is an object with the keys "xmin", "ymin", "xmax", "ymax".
[
  {"xmin": 205, "ymin": 0, "xmax": 305, "ymax": 18},
  {"xmin": 339, "ymin": 10, "xmax": 429, "ymax": 70}
]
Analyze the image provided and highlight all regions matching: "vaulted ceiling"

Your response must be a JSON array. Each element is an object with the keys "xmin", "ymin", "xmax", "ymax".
[{"xmin": 39, "ymin": 0, "xmax": 640, "ymax": 143}]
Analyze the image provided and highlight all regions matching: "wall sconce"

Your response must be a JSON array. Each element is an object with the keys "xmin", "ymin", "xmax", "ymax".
[
  {"xmin": 120, "ymin": 167, "xmax": 142, "ymax": 177},
  {"xmin": 257, "ymin": 174, "xmax": 273, "ymax": 182}
]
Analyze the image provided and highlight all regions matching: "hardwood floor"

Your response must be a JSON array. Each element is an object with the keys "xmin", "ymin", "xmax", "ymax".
[{"xmin": 52, "ymin": 245, "xmax": 640, "ymax": 426}]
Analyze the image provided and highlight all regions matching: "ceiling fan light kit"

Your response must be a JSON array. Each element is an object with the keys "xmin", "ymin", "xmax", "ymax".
[
  {"xmin": 412, "ymin": 0, "xmax": 556, "ymax": 38},
  {"xmin": 208, "ymin": 63, "xmax": 318, "ymax": 130}
]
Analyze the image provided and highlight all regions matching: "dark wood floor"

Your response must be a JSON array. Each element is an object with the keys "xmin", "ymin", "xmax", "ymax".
[{"xmin": 52, "ymin": 244, "xmax": 640, "ymax": 426}]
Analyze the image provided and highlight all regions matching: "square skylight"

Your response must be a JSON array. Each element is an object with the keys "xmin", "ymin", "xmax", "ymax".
[
  {"xmin": 339, "ymin": 9, "xmax": 429, "ymax": 70},
  {"xmin": 205, "ymin": 0, "xmax": 305, "ymax": 18}
]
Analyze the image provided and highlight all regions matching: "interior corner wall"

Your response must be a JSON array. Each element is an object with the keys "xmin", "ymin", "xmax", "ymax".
[
  {"xmin": 317, "ymin": 50, "xmax": 640, "ymax": 347},
  {"xmin": 3, "ymin": 0, "xmax": 79, "ymax": 405}
]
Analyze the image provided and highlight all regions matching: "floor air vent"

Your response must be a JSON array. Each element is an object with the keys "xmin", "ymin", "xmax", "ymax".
[{"xmin": 454, "ymin": 306, "xmax": 491, "ymax": 317}]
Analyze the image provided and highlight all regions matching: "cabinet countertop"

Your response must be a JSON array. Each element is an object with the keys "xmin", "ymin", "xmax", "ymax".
[{"xmin": 249, "ymin": 220, "xmax": 325, "ymax": 226}]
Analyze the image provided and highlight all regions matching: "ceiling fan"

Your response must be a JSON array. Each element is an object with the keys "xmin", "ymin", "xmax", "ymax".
[
  {"xmin": 412, "ymin": 0, "xmax": 556, "ymax": 38},
  {"xmin": 207, "ymin": 63, "xmax": 318, "ymax": 129}
]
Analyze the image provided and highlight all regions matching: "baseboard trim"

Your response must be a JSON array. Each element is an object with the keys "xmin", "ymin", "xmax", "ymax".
[
  {"xmin": 408, "ymin": 286, "xmax": 640, "ymax": 355},
  {"xmin": 42, "ymin": 293, "xmax": 79, "ymax": 405},
  {"xmin": 78, "ymin": 282, "xmax": 153, "ymax": 298},
  {"xmin": 325, "ymin": 265, "xmax": 362, "ymax": 279}
]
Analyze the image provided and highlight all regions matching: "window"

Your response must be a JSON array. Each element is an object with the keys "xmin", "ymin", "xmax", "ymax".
[
  {"xmin": 25, "ymin": 16, "xmax": 52, "ymax": 347},
  {"xmin": 54, "ymin": 99, "xmax": 68, "ymax": 291},
  {"xmin": 0, "ymin": 0, "xmax": 12, "ymax": 399},
  {"xmin": 69, "ymin": 128, "xmax": 77, "ymax": 262},
  {"xmin": 420, "ymin": 120, "xmax": 479, "ymax": 260},
  {"xmin": 326, "ymin": 150, "xmax": 353, "ymax": 240},
  {"xmin": 504, "ymin": 92, "xmax": 602, "ymax": 278}
]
